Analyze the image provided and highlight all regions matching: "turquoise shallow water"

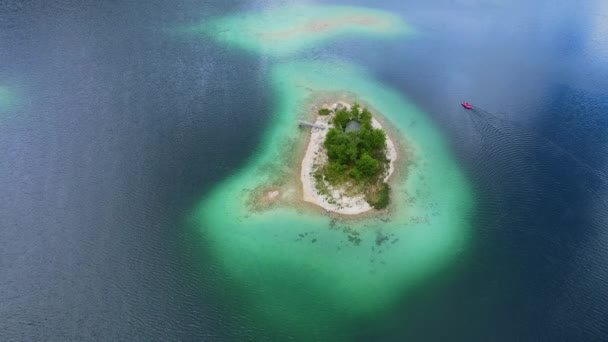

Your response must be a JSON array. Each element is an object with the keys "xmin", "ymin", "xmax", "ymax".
[
  {"xmin": 188, "ymin": 4, "xmax": 474, "ymax": 339},
  {"xmin": 193, "ymin": 59, "xmax": 474, "ymax": 339},
  {"xmin": 0, "ymin": 86, "xmax": 15, "ymax": 112}
]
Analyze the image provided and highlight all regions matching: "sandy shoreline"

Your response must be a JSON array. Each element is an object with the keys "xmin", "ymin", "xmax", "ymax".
[{"xmin": 300, "ymin": 102, "xmax": 397, "ymax": 215}]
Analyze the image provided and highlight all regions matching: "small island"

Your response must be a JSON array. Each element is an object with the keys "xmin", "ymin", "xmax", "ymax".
[{"xmin": 301, "ymin": 101, "xmax": 397, "ymax": 215}]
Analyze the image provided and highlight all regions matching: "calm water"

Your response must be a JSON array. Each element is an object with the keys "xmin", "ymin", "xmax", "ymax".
[{"xmin": 2, "ymin": 0, "xmax": 608, "ymax": 341}]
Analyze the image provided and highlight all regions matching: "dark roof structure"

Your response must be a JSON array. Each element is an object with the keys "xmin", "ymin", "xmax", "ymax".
[{"xmin": 345, "ymin": 120, "xmax": 361, "ymax": 133}]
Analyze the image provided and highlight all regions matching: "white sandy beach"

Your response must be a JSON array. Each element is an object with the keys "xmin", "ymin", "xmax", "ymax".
[{"xmin": 300, "ymin": 102, "xmax": 397, "ymax": 215}]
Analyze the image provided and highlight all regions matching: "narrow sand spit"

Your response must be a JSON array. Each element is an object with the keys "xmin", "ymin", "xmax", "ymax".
[{"xmin": 301, "ymin": 102, "xmax": 397, "ymax": 215}]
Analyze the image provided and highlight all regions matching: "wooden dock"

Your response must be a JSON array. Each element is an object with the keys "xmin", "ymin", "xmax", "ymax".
[{"xmin": 298, "ymin": 120, "xmax": 325, "ymax": 129}]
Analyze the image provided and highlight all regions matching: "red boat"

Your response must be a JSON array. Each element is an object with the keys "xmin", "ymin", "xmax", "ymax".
[{"xmin": 461, "ymin": 101, "xmax": 472, "ymax": 109}]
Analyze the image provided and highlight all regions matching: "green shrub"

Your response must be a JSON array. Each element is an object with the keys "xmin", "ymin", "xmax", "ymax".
[
  {"xmin": 368, "ymin": 183, "xmax": 390, "ymax": 209},
  {"xmin": 349, "ymin": 168, "xmax": 362, "ymax": 180},
  {"xmin": 333, "ymin": 108, "xmax": 351, "ymax": 130},
  {"xmin": 360, "ymin": 107, "xmax": 372, "ymax": 123},
  {"xmin": 355, "ymin": 153, "xmax": 378, "ymax": 177},
  {"xmin": 324, "ymin": 161, "xmax": 347, "ymax": 183},
  {"xmin": 370, "ymin": 128, "xmax": 386, "ymax": 150},
  {"xmin": 350, "ymin": 102, "xmax": 361, "ymax": 121},
  {"xmin": 318, "ymin": 108, "xmax": 331, "ymax": 116}
]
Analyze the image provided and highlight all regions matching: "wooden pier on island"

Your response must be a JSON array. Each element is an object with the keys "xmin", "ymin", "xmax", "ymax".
[{"xmin": 298, "ymin": 120, "xmax": 325, "ymax": 129}]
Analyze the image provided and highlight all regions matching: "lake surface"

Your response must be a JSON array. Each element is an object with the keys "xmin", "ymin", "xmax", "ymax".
[{"xmin": 1, "ymin": 0, "xmax": 608, "ymax": 341}]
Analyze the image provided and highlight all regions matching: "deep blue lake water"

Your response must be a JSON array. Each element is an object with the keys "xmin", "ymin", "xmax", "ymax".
[{"xmin": 1, "ymin": 0, "xmax": 607, "ymax": 340}]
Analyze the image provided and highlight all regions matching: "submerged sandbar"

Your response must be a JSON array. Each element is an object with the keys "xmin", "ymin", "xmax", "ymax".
[
  {"xmin": 186, "ymin": 4, "xmax": 410, "ymax": 56},
  {"xmin": 0, "ymin": 86, "xmax": 14, "ymax": 111}
]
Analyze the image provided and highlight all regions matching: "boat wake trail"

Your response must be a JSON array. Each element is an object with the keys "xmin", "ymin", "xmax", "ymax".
[
  {"xmin": 459, "ymin": 103, "xmax": 608, "ymax": 230},
  {"xmin": 467, "ymin": 106, "xmax": 608, "ymax": 186}
]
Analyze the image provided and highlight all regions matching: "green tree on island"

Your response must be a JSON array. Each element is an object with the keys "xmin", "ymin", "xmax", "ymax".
[{"xmin": 320, "ymin": 103, "xmax": 391, "ymax": 208}]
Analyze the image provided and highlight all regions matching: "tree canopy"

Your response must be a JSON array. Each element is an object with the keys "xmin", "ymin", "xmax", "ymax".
[{"xmin": 322, "ymin": 103, "xmax": 387, "ymax": 184}]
